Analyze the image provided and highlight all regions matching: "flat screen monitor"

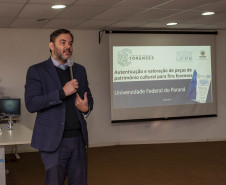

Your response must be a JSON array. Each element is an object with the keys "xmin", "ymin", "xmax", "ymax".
[{"xmin": 0, "ymin": 99, "xmax": 20, "ymax": 115}]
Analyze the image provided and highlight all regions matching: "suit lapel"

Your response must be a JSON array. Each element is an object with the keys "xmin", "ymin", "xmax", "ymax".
[
  {"xmin": 73, "ymin": 64, "xmax": 81, "ymax": 82},
  {"xmin": 45, "ymin": 58, "xmax": 62, "ymax": 89}
]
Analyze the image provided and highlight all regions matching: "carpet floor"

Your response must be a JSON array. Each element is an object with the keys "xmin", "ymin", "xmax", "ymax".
[{"xmin": 6, "ymin": 141, "xmax": 226, "ymax": 185}]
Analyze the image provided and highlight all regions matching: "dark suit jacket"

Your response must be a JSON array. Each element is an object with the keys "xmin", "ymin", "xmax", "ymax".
[{"xmin": 25, "ymin": 57, "xmax": 93, "ymax": 152}]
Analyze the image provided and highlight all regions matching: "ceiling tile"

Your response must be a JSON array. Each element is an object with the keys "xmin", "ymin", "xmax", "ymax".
[
  {"xmin": 197, "ymin": 23, "xmax": 226, "ymax": 29},
  {"xmin": 109, "ymin": 21, "xmax": 148, "ymax": 28},
  {"xmin": 186, "ymin": 12, "xmax": 226, "ymax": 24},
  {"xmin": 0, "ymin": 0, "xmax": 225, "ymax": 30},
  {"xmin": 139, "ymin": 22, "xmax": 207, "ymax": 30},
  {"xmin": 161, "ymin": 10, "xmax": 202, "ymax": 23},
  {"xmin": 10, "ymin": 18, "xmax": 48, "ymax": 28},
  {"xmin": 193, "ymin": 0, "xmax": 226, "ymax": 12},
  {"xmin": 116, "ymin": 0, "xmax": 173, "ymax": 8},
  {"xmin": 0, "ymin": 0, "xmax": 27, "ymax": 2},
  {"xmin": 0, "ymin": 3, "xmax": 24, "ymax": 18},
  {"xmin": 167, "ymin": 23, "xmax": 206, "ymax": 29},
  {"xmin": 56, "ymin": 6, "xmax": 107, "ymax": 20},
  {"xmin": 93, "ymin": 7, "xmax": 147, "ymax": 21},
  {"xmin": 29, "ymin": 0, "xmax": 77, "ymax": 5},
  {"xmin": 18, "ymin": 4, "xmax": 64, "ymax": 19},
  {"xmin": 139, "ymin": 21, "xmax": 168, "ymax": 29},
  {"xmin": 75, "ymin": 0, "xmax": 124, "ymax": 6},
  {"xmin": 157, "ymin": 0, "xmax": 220, "ymax": 10},
  {"xmin": 127, "ymin": 8, "xmax": 181, "ymax": 21},
  {"xmin": 43, "ymin": 19, "xmax": 83, "ymax": 29},
  {"xmin": 77, "ymin": 20, "xmax": 116, "ymax": 30},
  {"xmin": 0, "ymin": 18, "xmax": 14, "ymax": 27}
]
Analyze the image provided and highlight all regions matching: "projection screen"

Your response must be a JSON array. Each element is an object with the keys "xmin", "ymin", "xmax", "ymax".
[{"xmin": 108, "ymin": 31, "xmax": 217, "ymax": 123}]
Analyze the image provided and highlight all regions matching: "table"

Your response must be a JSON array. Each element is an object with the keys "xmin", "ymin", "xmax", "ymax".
[{"xmin": 0, "ymin": 123, "xmax": 32, "ymax": 185}]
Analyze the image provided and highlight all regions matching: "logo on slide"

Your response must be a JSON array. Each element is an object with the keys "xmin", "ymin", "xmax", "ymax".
[
  {"xmin": 199, "ymin": 50, "xmax": 207, "ymax": 59},
  {"xmin": 176, "ymin": 51, "xmax": 192, "ymax": 62},
  {"xmin": 201, "ymin": 50, "xmax": 205, "ymax": 56},
  {"xmin": 117, "ymin": 48, "xmax": 132, "ymax": 67}
]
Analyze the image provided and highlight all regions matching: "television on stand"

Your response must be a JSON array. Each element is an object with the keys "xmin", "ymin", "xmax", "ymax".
[{"xmin": 0, "ymin": 98, "xmax": 20, "ymax": 129}]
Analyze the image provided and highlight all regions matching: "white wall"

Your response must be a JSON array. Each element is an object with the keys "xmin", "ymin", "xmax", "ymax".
[{"xmin": 0, "ymin": 28, "xmax": 226, "ymax": 152}]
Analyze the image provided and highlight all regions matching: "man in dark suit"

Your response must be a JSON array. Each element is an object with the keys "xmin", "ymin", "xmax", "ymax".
[{"xmin": 25, "ymin": 29, "xmax": 93, "ymax": 185}]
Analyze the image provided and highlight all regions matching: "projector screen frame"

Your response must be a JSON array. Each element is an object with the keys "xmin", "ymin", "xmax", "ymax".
[{"xmin": 108, "ymin": 30, "xmax": 218, "ymax": 123}]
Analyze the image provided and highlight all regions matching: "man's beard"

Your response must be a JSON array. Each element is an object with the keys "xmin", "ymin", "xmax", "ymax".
[{"xmin": 53, "ymin": 46, "xmax": 71, "ymax": 63}]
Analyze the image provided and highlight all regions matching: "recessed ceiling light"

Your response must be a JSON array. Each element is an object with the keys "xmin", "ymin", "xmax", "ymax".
[
  {"xmin": 202, "ymin": 12, "xmax": 215, "ymax": 16},
  {"xmin": 51, "ymin": 5, "xmax": 66, "ymax": 9},
  {"xmin": 166, "ymin": 22, "xmax": 178, "ymax": 26}
]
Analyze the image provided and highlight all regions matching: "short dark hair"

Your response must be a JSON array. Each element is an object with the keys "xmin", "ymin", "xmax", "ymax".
[{"xmin": 50, "ymin": 28, "xmax": 74, "ymax": 43}]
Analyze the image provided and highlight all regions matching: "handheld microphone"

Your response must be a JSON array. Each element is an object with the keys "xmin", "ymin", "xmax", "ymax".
[{"xmin": 68, "ymin": 59, "xmax": 74, "ymax": 80}]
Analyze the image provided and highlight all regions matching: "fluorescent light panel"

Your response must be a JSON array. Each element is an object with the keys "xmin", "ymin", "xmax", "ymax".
[
  {"xmin": 202, "ymin": 12, "xmax": 215, "ymax": 16},
  {"xmin": 51, "ymin": 5, "xmax": 66, "ymax": 9},
  {"xmin": 166, "ymin": 22, "xmax": 178, "ymax": 26}
]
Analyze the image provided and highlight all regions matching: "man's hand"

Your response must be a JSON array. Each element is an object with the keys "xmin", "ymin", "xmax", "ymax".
[
  {"xmin": 75, "ymin": 92, "xmax": 89, "ymax": 113},
  {"xmin": 63, "ymin": 79, "xmax": 78, "ymax": 96}
]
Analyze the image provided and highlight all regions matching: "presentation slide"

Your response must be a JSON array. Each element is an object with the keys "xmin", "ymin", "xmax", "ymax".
[
  {"xmin": 113, "ymin": 46, "xmax": 212, "ymax": 109},
  {"xmin": 109, "ymin": 32, "xmax": 217, "ymax": 122}
]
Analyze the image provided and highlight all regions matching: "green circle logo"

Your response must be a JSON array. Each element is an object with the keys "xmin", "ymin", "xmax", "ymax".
[{"xmin": 117, "ymin": 48, "xmax": 132, "ymax": 67}]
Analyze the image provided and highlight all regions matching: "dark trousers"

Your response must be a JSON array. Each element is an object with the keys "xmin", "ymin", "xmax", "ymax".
[{"xmin": 40, "ymin": 136, "xmax": 87, "ymax": 185}]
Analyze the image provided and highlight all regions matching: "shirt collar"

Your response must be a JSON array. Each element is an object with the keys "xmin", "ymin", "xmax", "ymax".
[{"xmin": 51, "ymin": 56, "xmax": 68, "ymax": 70}]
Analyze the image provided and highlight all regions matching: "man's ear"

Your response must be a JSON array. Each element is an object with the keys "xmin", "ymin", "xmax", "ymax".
[{"xmin": 49, "ymin": 42, "xmax": 54, "ymax": 52}]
